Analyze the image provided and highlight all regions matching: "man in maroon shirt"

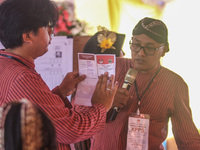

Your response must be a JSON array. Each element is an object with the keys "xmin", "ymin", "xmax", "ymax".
[
  {"xmin": 0, "ymin": 0, "xmax": 118, "ymax": 149},
  {"xmin": 76, "ymin": 17, "xmax": 200, "ymax": 150}
]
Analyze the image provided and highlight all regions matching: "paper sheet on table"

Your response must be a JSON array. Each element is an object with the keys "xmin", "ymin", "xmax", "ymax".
[
  {"xmin": 75, "ymin": 53, "xmax": 116, "ymax": 106},
  {"xmin": 35, "ymin": 36, "xmax": 73, "ymax": 90}
]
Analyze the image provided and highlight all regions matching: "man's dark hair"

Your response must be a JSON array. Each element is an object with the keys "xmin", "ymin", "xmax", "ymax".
[{"xmin": 0, "ymin": 0, "xmax": 59, "ymax": 49}]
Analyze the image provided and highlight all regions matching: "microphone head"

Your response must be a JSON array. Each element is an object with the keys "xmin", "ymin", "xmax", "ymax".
[{"xmin": 124, "ymin": 68, "xmax": 138, "ymax": 84}]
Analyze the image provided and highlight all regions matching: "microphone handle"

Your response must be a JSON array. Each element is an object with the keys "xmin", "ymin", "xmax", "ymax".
[
  {"xmin": 110, "ymin": 107, "xmax": 120, "ymax": 121},
  {"xmin": 110, "ymin": 82, "xmax": 132, "ymax": 121},
  {"xmin": 126, "ymin": 84, "xmax": 131, "ymax": 91},
  {"xmin": 122, "ymin": 82, "xmax": 132, "ymax": 90}
]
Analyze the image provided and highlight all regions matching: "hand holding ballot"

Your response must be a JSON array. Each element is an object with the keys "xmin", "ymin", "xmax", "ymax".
[
  {"xmin": 74, "ymin": 53, "xmax": 117, "ymax": 107},
  {"xmin": 91, "ymin": 72, "xmax": 118, "ymax": 112},
  {"xmin": 59, "ymin": 72, "xmax": 86, "ymax": 97}
]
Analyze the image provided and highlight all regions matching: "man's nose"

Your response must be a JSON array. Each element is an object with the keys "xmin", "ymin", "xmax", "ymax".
[{"xmin": 137, "ymin": 47, "xmax": 146, "ymax": 56}]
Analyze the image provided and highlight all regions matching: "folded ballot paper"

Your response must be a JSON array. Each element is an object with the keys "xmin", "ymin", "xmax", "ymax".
[{"xmin": 74, "ymin": 53, "xmax": 116, "ymax": 106}]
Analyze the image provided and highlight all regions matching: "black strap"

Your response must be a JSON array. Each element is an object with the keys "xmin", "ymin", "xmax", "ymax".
[
  {"xmin": 134, "ymin": 67, "xmax": 161, "ymax": 104},
  {"xmin": 0, "ymin": 53, "xmax": 29, "ymax": 68}
]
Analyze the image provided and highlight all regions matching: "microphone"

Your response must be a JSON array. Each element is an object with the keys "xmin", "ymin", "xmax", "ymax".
[{"xmin": 110, "ymin": 68, "xmax": 138, "ymax": 121}]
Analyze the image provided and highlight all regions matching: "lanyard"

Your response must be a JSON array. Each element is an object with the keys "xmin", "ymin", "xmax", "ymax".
[
  {"xmin": 134, "ymin": 67, "xmax": 161, "ymax": 115},
  {"xmin": 0, "ymin": 53, "xmax": 29, "ymax": 68}
]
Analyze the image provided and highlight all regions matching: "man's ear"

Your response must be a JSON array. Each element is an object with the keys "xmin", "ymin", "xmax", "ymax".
[
  {"xmin": 161, "ymin": 48, "xmax": 166, "ymax": 57},
  {"xmin": 161, "ymin": 43, "xmax": 169, "ymax": 57},
  {"xmin": 22, "ymin": 32, "xmax": 32, "ymax": 43}
]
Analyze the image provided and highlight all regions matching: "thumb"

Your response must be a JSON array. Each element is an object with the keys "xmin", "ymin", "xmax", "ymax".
[
  {"xmin": 74, "ymin": 75, "xmax": 86, "ymax": 84},
  {"xmin": 66, "ymin": 88, "xmax": 76, "ymax": 96}
]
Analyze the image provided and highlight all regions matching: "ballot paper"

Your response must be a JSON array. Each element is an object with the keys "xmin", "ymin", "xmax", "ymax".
[{"xmin": 74, "ymin": 53, "xmax": 116, "ymax": 106}]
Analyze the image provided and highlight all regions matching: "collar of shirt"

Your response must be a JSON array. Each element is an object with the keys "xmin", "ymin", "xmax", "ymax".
[{"xmin": 0, "ymin": 50, "xmax": 35, "ymax": 69}]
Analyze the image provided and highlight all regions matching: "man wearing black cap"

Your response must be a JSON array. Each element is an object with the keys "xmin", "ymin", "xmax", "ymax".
[{"xmin": 86, "ymin": 17, "xmax": 200, "ymax": 150}]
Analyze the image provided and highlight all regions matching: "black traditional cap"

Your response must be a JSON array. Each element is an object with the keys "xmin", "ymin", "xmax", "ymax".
[
  {"xmin": 83, "ymin": 26, "xmax": 125, "ymax": 57},
  {"xmin": 132, "ymin": 17, "xmax": 169, "ymax": 52}
]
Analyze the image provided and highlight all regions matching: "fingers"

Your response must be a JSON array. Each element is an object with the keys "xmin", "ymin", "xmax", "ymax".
[
  {"xmin": 113, "ymin": 102, "xmax": 125, "ymax": 108},
  {"xmin": 124, "ymin": 89, "xmax": 129, "ymax": 96},
  {"xmin": 95, "ymin": 74, "xmax": 103, "ymax": 90},
  {"xmin": 111, "ymin": 87, "xmax": 130, "ymax": 108},
  {"xmin": 95, "ymin": 72, "xmax": 117, "ymax": 93},
  {"xmin": 101, "ymin": 72, "xmax": 108, "ymax": 90},
  {"xmin": 117, "ymin": 88, "xmax": 129, "ymax": 96},
  {"xmin": 74, "ymin": 74, "xmax": 86, "ymax": 84},
  {"xmin": 67, "ymin": 71, "xmax": 79, "ymax": 78},
  {"xmin": 66, "ymin": 88, "xmax": 76, "ymax": 96},
  {"xmin": 96, "ymin": 72, "xmax": 108, "ymax": 90},
  {"xmin": 107, "ymin": 74, "xmax": 115, "ymax": 90},
  {"xmin": 91, "ymin": 73, "xmax": 119, "ymax": 112},
  {"xmin": 109, "ymin": 81, "xmax": 118, "ymax": 95}
]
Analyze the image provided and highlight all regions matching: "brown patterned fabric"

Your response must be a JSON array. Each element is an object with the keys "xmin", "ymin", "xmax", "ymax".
[{"xmin": 0, "ymin": 99, "xmax": 56, "ymax": 150}]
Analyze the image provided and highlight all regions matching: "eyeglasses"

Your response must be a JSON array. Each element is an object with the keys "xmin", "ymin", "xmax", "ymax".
[
  {"xmin": 48, "ymin": 21, "xmax": 54, "ymax": 36},
  {"xmin": 129, "ymin": 39, "xmax": 165, "ymax": 56}
]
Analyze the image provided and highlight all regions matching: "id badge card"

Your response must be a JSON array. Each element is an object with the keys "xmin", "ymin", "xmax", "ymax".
[{"xmin": 126, "ymin": 113, "xmax": 150, "ymax": 150}]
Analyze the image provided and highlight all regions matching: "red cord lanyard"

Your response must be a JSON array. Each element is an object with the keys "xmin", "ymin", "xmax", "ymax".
[{"xmin": 134, "ymin": 67, "xmax": 161, "ymax": 115}]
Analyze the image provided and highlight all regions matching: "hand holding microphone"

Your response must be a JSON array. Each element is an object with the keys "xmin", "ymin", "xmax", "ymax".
[{"xmin": 110, "ymin": 68, "xmax": 138, "ymax": 121}]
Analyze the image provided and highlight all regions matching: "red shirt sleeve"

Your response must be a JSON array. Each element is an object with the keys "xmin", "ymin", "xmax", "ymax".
[
  {"xmin": 171, "ymin": 78, "xmax": 200, "ymax": 149},
  {"xmin": 7, "ymin": 71, "xmax": 107, "ymax": 144}
]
